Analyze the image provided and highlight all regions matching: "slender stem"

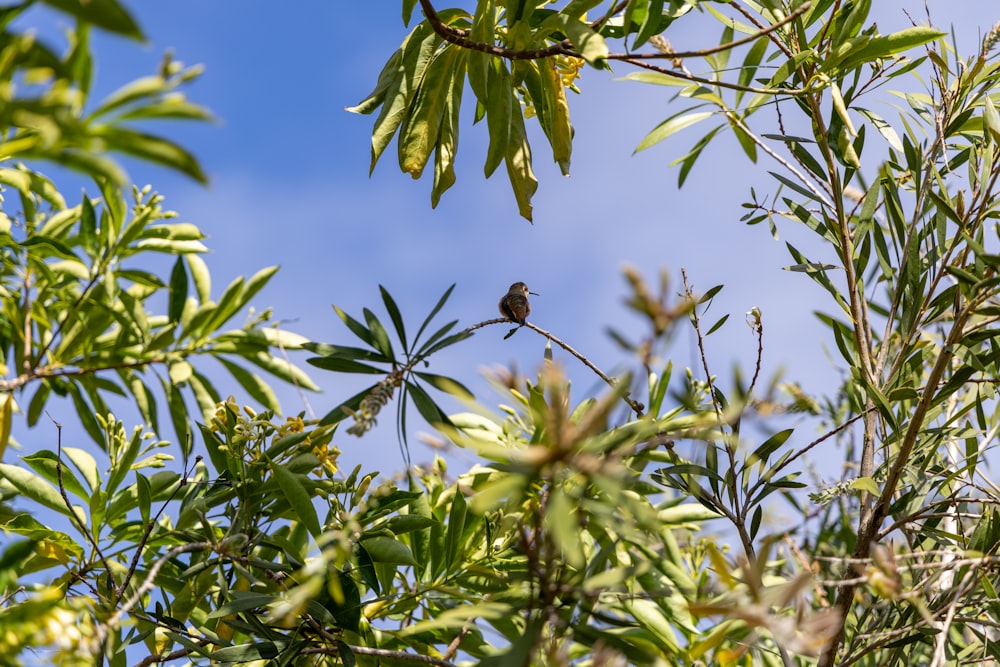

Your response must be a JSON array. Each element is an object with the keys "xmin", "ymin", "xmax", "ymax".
[
  {"xmin": 48, "ymin": 416, "xmax": 115, "ymax": 588},
  {"xmin": 521, "ymin": 320, "xmax": 645, "ymax": 416}
]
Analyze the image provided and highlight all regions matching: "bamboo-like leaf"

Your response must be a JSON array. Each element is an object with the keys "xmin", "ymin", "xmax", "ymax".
[
  {"xmin": 984, "ymin": 96, "xmax": 1000, "ymax": 143},
  {"xmin": 270, "ymin": 462, "xmax": 321, "ymax": 538},
  {"xmin": 186, "ymin": 253, "xmax": 211, "ymax": 303},
  {"xmin": 39, "ymin": 0, "xmax": 143, "ymax": 39},
  {"xmin": 633, "ymin": 0, "xmax": 664, "ymax": 49},
  {"xmin": 856, "ymin": 107, "xmax": 903, "ymax": 151},
  {"xmin": 304, "ymin": 342, "xmax": 391, "ymax": 364},
  {"xmin": 0, "ymin": 394, "xmax": 11, "ymax": 459},
  {"xmin": 210, "ymin": 643, "xmax": 282, "ymax": 662},
  {"xmin": 467, "ymin": 0, "xmax": 496, "ymax": 103},
  {"xmin": 544, "ymin": 487, "xmax": 585, "ymax": 568},
  {"xmin": 413, "ymin": 283, "xmax": 456, "ymax": 346},
  {"xmin": 443, "ymin": 490, "xmax": 468, "ymax": 570},
  {"xmin": 379, "ymin": 285, "xmax": 408, "ymax": 352},
  {"xmin": 333, "ymin": 304, "xmax": 376, "ymax": 348},
  {"xmin": 168, "ymin": 256, "xmax": 187, "ymax": 324},
  {"xmin": 63, "ymin": 447, "xmax": 100, "ymax": 493},
  {"xmin": 431, "ymin": 49, "xmax": 467, "ymax": 207},
  {"xmin": 362, "ymin": 308, "xmax": 395, "ymax": 359},
  {"xmin": 407, "ymin": 380, "xmax": 449, "ymax": 427},
  {"xmin": 22, "ymin": 452, "xmax": 89, "ymax": 501},
  {"xmin": 832, "ymin": 27, "xmax": 946, "ymax": 73},
  {"xmin": 359, "ymin": 535, "xmax": 417, "ymax": 565},
  {"xmin": 537, "ymin": 57, "xmax": 573, "ymax": 175},
  {"xmin": 505, "ymin": 100, "xmax": 537, "ymax": 221},
  {"xmin": 217, "ymin": 358, "xmax": 281, "ymax": 412},
  {"xmin": 413, "ymin": 372, "xmax": 475, "ymax": 401},
  {"xmin": 160, "ymin": 375, "xmax": 192, "ymax": 457},
  {"xmin": 399, "ymin": 45, "xmax": 464, "ymax": 179},
  {"xmin": 484, "ymin": 61, "xmax": 512, "ymax": 177},
  {"xmin": 552, "ymin": 15, "xmax": 608, "ymax": 67},
  {"xmin": 0, "ymin": 463, "xmax": 82, "ymax": 519},
  {"xmin": 244, "ymin": 352, "xmax": 319, "ymax": 392},
  {"xmin": 635, "ymin": 111, "xmax": 714, "ymax": 154},
  {"xmin": 91, "ymin": 126, "xmax": 206, "ymax": 183},
  {"xmin": 418, "ymin": 328, "xmax": 471, "ymax": 358}
]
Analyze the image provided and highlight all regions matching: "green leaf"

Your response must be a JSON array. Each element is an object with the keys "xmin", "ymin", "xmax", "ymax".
[
  {"xmin": 406, "ymin": 381, "xmax": 448, "ymax": 427},
  {"xmin": 168, "ymin": 256, "xmax": 187, "ymax": 323},
  {"xmin": 186, "ymin": 253, "xmax": 211, "ymax": 303},
  {"xmin": 333, "ymin": 304, "xmax": 376, "ymax": 348},
  {"xmin": 399, "ymin": 45, "xmax": 464, "ymax": 178},
  {"xmin": 443, "ymin": 490, "xmax": 468, "ymax": 570},
  {"xmin": 545, "ymin": 487, "xmax": 585, "ymax": 568},
  {"xmin": 550, "ymin": 15, "xmax": 608, "ymax": 67},
  {"xmin": 40, "ymin": 0, "xmax": 143, "ymax": 39},
  {"xmin": 379, "ymin": 285, "xmax": 408, "ymax": 352},
  {"xmin": 431, "ymin": 49, "xmax": 467, "ymax": 206},
  {"xmin": 856, "ymin": 107, "xmax": 903, "ymax": 151},
  {"xmin": 749, "ymin": 428, "xmax": 793, "ymax": 468},
  {"xmin": 413, "ymin": 371, "xmax": 475, "ymax": 401},
  {"xmin": 63, "ymin": 447, "xmax": 100, "ymax": 494},
  {"xmin": 633, "ymin": 0, "xmax": 664, "ymax": 49},
  {"xmin": 0, "ymin": 463, "xmax": 81, "ymax": 519},
  {"xmin": 22, "ymin": 451, "xmax": 89, "ymax": 501},
  {"xmin": 270, "ymin": 462, "xmax": 321, "ymax": 538},
  {"xmin": 705, "ymin": 313, "xmax": 729, "ymax": 335},
  {"xmin": 161, "ymin": 376, "xmax": 192, "ymax": 458},
  {"xmin": 483, "ymin": 62, "xmax": 513, "ymax": 178},
  {"xmin": 244, "ymin": 352, "xmax": 319, "ymax": 392},
  {"xmin": 359, "ymin": 535, "xmax": 417, "ymax": 565},
  {"xmin": 362, "ymin": 308, "xmax": 395, "ymax": 359},
  {"xmin": 467, "ymin": 0, "xmax": 496, "ymax": 102},
  {"xmin": 830, "ymin": 27, "xmax": 945, "ymax": 73},
  {"xmin": 850, "ymin": 476, "xmax": 880, "ymax": 496},
  {"xmin": 307, "ymin": 357, "xmax": 386, "ymax": 375},
  {"xmin": 413, "ymin": 283, "xmax": 456, "ymax": 346},
  {"xmin": 505, "ymin": 99, "xmax": 537, "ymax": 221},
  {"xmin": 92, "ymin": 127, "xmax": 206, "ymax": 183},
  {"xmin": 984, "ymin": 96, "xmax": 1000, "ymax": 144},
  {"xmin": 304, "ymin": 342, "xmax": 391, "ymax": 363},
  {"xmin": 635, "ymin": 111, "xmax": 714, "ymax": 154},
  {"xmin": 536, "ymin": 56, "xmax": 573, "ymax": 174},
  {"xmin": 210, "ymin": 643, "xmax": 282, "ymax": 662},
  {"xmin": 0, "ymin": 394, "xmax": 11, "ymax": 460},
  {"xmin": 216, "ymin": 358, "xmax": 281, "ymax": 412}
]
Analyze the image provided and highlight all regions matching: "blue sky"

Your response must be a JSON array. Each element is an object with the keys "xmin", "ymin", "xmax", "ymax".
[{"xmin": 11, "ymin": 2, "xmax": 996, "ymax": 473}]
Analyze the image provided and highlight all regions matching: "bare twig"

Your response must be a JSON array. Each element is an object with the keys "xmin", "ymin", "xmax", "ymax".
[
  {"xmin": 521, "ymin": 321, "xmax": 645, "ymax": 416},
  {"xmin": 47, "ymin": 415, "xmax": 115, "ymax": 586},
  {"xmin": 113, "ymin": 458, "xmax": 194, "ymax": 606},
  {"xmin": 98, "ymin": 541, "xmax": 215, "ymax": 646}
]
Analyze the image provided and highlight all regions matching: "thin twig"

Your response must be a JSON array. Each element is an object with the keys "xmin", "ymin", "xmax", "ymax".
[
  {"xmin": 520, "ymin": 321, "xmax": 645, "ymax": 416},
  {"xmin": 302, "ymin": 644, "xmax": 458, "ymax": 666},
  {"xmin": 746, "ymin": 409, "xmax": 873, "ymax": 503},
  {"xmin": 113, "ymin": 458, "xmax": 194, "ymax": 606},
  {"xmin": 620, "ymin": 3, "xmax": 810, "ymax": 60},
  {"xmin": 47, "ymin": 415, "xmax": 115, "ymax": 586},
  {"xmin": 98, "ymin": 541, "xmax": 215, "ymax": 645},
  {"xmin": 618, "ymin": 56, "xmax": 808, "ymax": 95},
  {"xmin": 135, "ymin": 641, "xmax": 211, "ymax": 667},
  {"xmin": 746, "ymin": 308, "xmax": 764, "ymax": 396},
  {"xmin": 418, "ymin": 0, "xmax": 808, "ymax": 62},
  {"xmin": 0, "ymin": 357, "xmax": 167, "ymax": 392}
]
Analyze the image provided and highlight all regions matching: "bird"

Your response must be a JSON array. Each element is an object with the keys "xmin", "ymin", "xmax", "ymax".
[{"xmin": 499, "ymin": 282, "xmax": 537, "ymax": 325}]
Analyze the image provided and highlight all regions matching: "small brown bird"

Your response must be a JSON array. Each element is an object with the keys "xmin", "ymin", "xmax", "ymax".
[{"xmin": 499, "ymin": 282, "xmax": 537, "ymax": 325}]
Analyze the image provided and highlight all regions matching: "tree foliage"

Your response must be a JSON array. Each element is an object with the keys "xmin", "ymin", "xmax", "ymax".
[{"xmin": 3, "ymin": 1, "xmax": 1000, "ymax": 667}]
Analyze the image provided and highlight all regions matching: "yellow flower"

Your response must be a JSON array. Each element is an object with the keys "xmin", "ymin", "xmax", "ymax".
[
  {"xmin": 313, "ymin": 442, "xmax": 340, "ymax": 477},
  {"xmin": 277, "ymin": 415, "xmax": 305, "ymax": 437}
]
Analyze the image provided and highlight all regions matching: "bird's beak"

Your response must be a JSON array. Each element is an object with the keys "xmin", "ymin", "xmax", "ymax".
[{"xmin": 529, "ymin": 291, "xmax": 539, "ymax": 296}]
